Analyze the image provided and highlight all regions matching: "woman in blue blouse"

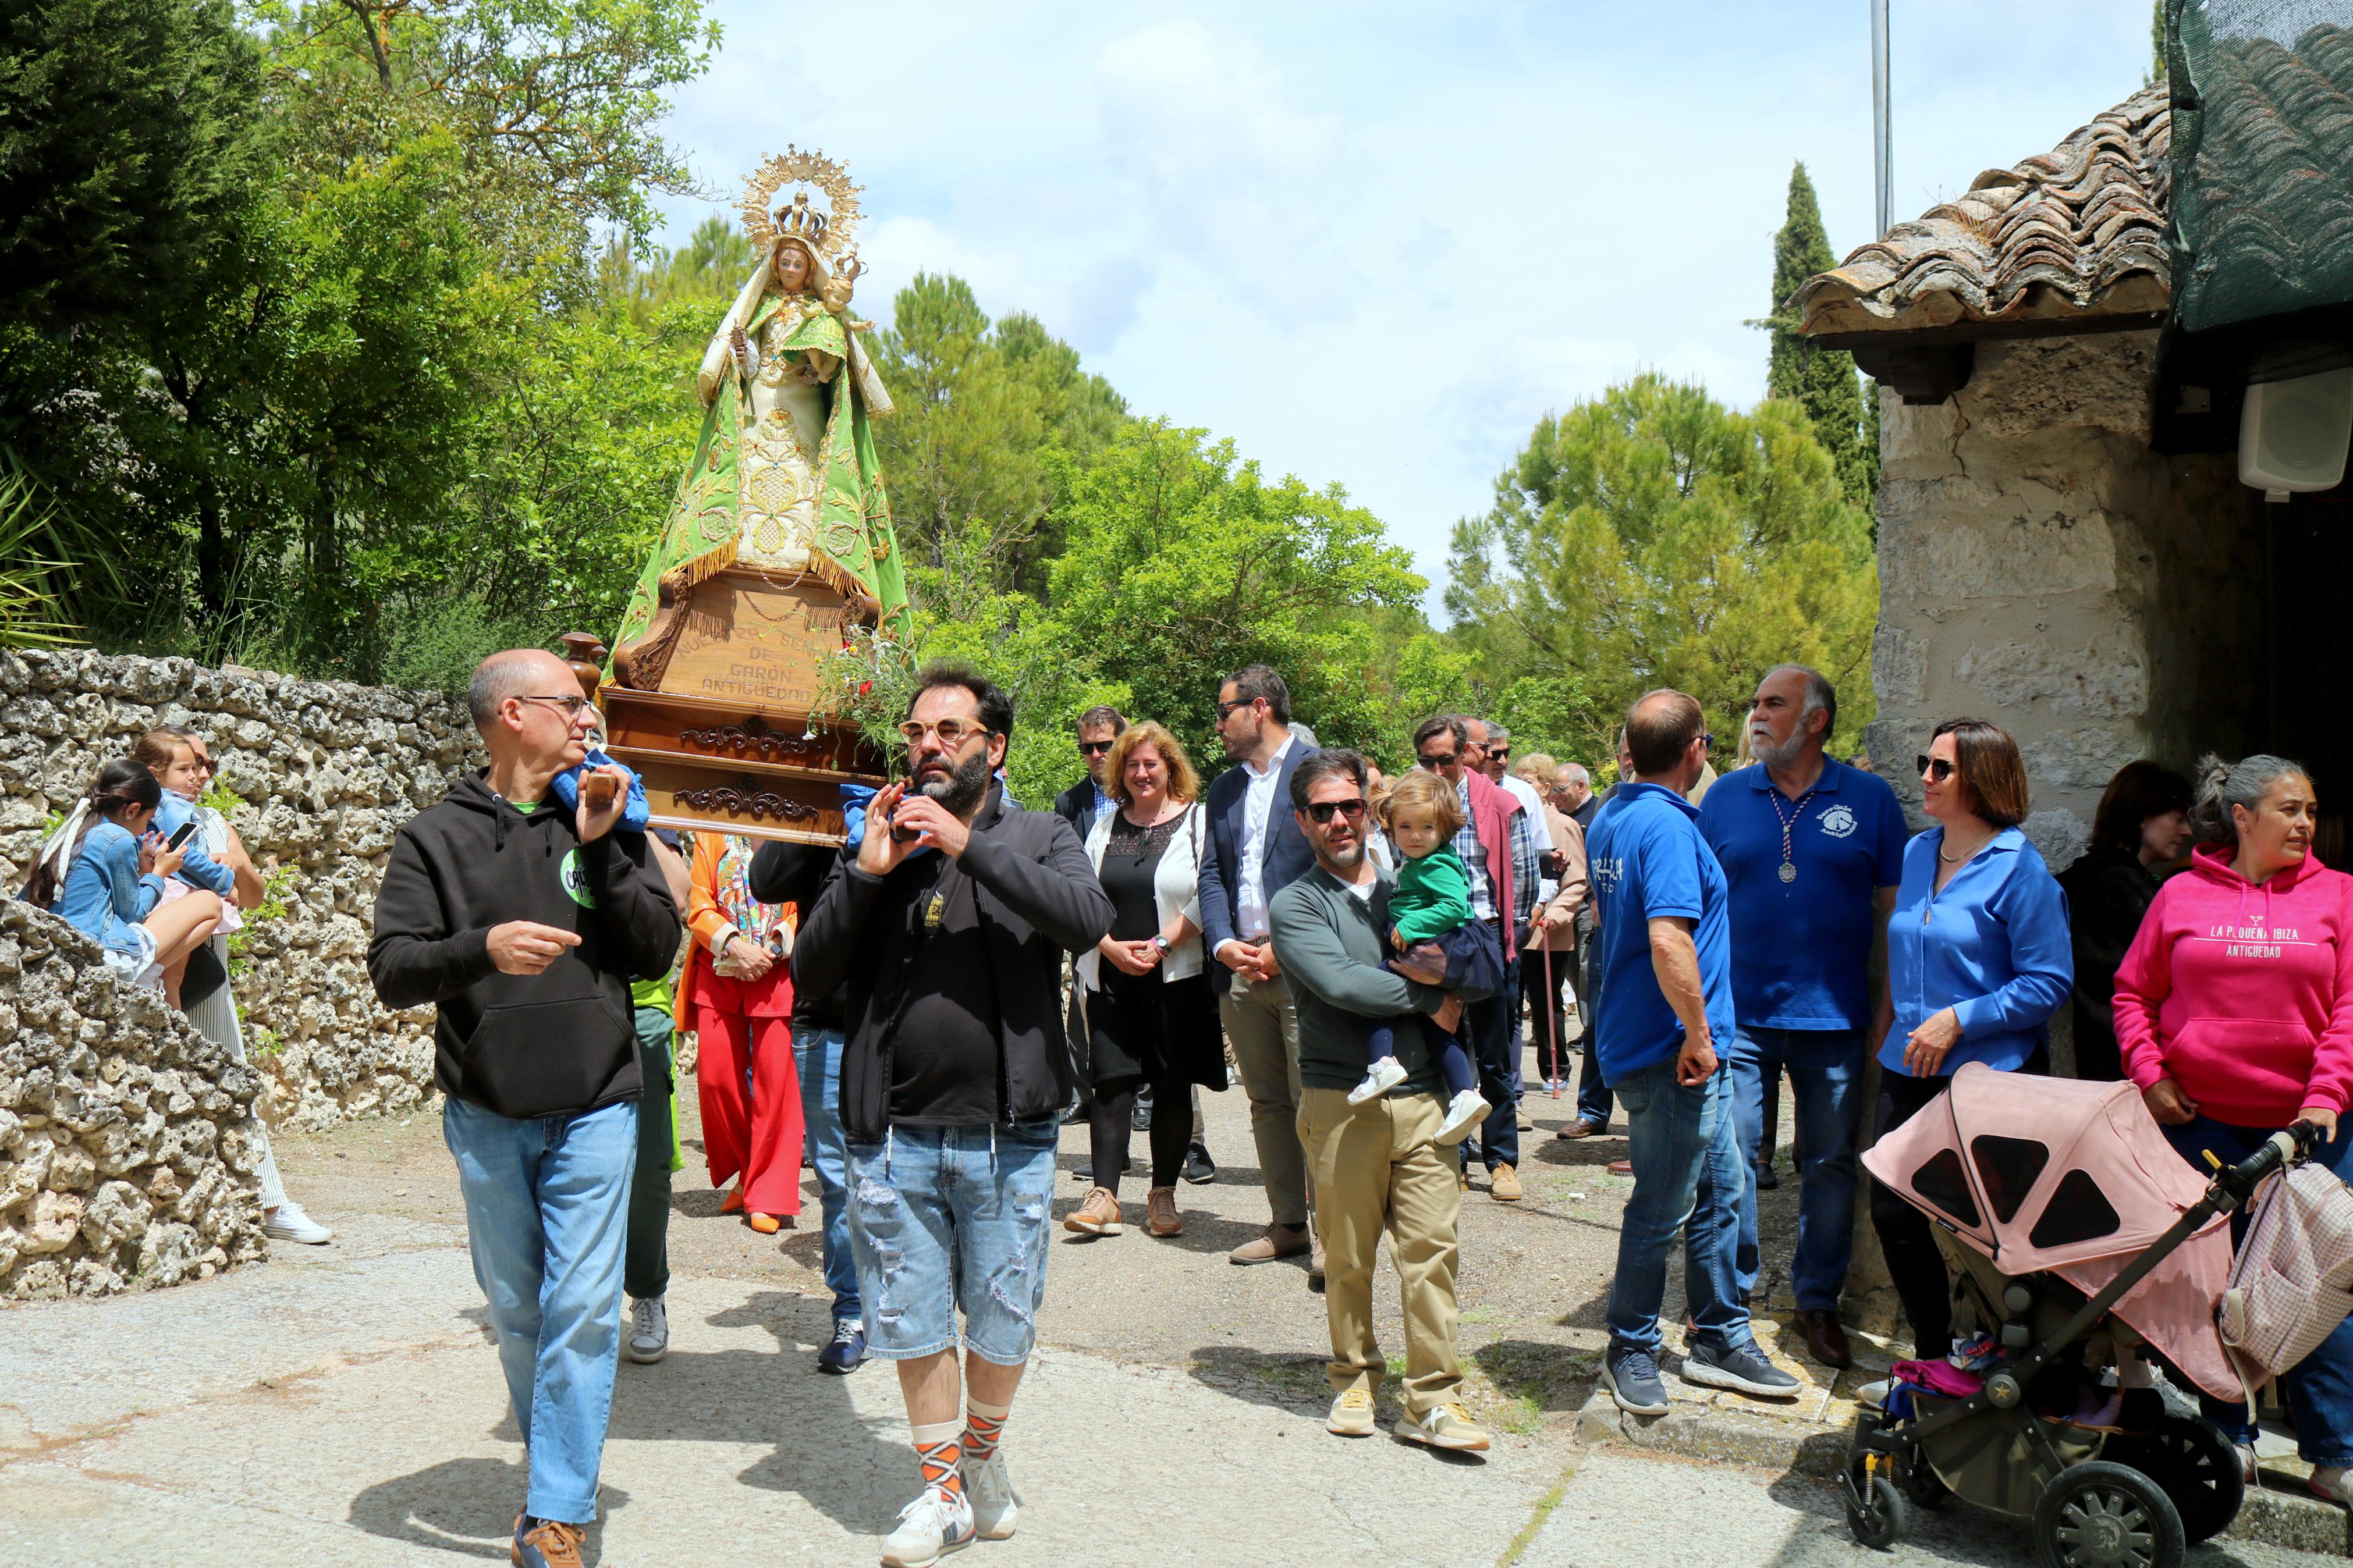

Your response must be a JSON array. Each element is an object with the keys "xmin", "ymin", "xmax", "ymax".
[
  {"xmin": 27, "ymin": 760, "xmax": 223, "ymax": 1005},
  {"xmin": 1869, "ymin": 719, "xmax": 2072, "ymax": 1357}
]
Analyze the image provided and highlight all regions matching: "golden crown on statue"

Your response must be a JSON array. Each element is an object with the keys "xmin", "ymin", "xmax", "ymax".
[{"xmin": 741, "ymin": 147, "xmax": 863, "ymax": 262}]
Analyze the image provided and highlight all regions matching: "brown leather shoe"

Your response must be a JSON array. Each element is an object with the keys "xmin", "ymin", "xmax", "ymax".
[
  {"xmin": 1063, "ymin": 1186, "xmax": 1123, "ymax": 1236},
  {"xmin": 1607, "ymin": 1158, "xmax": 1633, "ymax": 1175},
  {"xmin": 1145, "ymin": 1186, "xmax": 1183, "ymax": 1236},
  {"xmin": 1230, "ymin": 1222, "xmax": 1310, "ymax": 1264},
  {"xmin": 1489, "ymin": 1162, "xmax": 1523, "ymax": 1201},
  {"xmin": 1555, "ymin": 1117, "xmax": 1605, "ymax": 1139},
  {"xmin": 1797, "ymin": 1308, "xmax": 1853, "ymax": 1369}
]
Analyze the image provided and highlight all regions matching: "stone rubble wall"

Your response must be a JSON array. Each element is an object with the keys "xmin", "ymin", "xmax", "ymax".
[
  {"xmin": 1864, "ymin": 330, "xmax": 2269, "ymax": 867},
  {"xmin": 0, "ymin": 902, "xmax": 271, "ymax": 1297},
  {"xmin": 0, "ymin": 649, "xmax": 482, "ymax": 1129}
]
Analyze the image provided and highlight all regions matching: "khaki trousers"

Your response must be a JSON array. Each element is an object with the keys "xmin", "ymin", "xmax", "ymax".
[
  {"xmin": 1219, "ymin": 969, "xmax": 1309, "ymax": 1229},
  {"xmin": 1297, "ymin": 1086, "xmax": 1463, "ymax": 1415}
]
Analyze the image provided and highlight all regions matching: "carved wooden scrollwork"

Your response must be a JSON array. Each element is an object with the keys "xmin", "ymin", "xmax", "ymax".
[
  {"xmin": 678, "ymin": 712, "xmax": 832, "ymax": 765},
  {"xmin": 675, "ymin": 785, "xmax": 819, "ymax": 823}
]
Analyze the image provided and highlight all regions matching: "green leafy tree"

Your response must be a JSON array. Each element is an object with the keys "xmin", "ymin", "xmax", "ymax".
[
  {"xmin": 1761, "ymin": 162, "xmax": 1876, "ymax": 504},
  {"xmin": 1446, "ymin": 374, "xmax": 1878, "ymax": 765}
]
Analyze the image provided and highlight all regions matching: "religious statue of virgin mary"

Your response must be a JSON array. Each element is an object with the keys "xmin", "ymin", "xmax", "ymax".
[{"xmin": 610, "ymin": 148, "xmax": 911, "ymax": 688}]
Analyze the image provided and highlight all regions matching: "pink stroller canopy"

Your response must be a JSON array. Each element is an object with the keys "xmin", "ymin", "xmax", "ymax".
[{"xmin": 1863, "ymin": 1064, "xmax": 2244, "ymax": 1401}]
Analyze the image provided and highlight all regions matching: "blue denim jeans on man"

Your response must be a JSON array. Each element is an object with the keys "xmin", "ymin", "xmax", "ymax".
[
  {"xmin": 1606, "ymin": 1059, "xmax": 1752, "ymax": 1356},
  {"xmin": 1727, "ymin": 1026, "xmax": 1865, "ymax": 1313},
  {"xmin": 443, "ymin": 1094, "xmax": 637, "ymax": 1525},
  {"xmin": 846, "ymin": 1118, "xmax": 1060, "ymax": 1364},
  {"xmin": 2165, "ymin": 1114, "xmax": 2353, "ymax": 1466},
  {"xmin": 793, "ymin": 1026, "xmax": 860, "ymax": 1324},
  {"xmin": 1465, "ymin": 947, "xmax": 1522, "ymax": 1172},
  {"xmin": 1575, "ymin": 934, "xmax": 1612, "ymax": 1126}
]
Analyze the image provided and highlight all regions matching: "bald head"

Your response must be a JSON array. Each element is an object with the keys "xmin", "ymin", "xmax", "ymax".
[
  {"xmin": 1626, "ymin": 688, "xmax": 1706, "ymax": 781},
  {"xmin": 469, "ymin": 649, "xmax": 572, "ymax": 731}
]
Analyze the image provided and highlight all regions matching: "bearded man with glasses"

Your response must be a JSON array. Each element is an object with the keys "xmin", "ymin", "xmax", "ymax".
[
  {"xmin": 1269, "ymin": 749, "xmax": 1492, "ymax": 1451},
  {"xmin": 793, "ymin": 663, "xmax": 1113, "ymax": 1567}
]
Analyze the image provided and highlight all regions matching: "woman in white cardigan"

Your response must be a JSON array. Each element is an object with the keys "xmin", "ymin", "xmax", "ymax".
[{"xmin": 1064, "ymin": 721, "xmax": 1228, "ymax": 1240}]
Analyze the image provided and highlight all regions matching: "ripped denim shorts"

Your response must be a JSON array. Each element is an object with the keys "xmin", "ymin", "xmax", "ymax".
[{"xmin": 844, "ymin": 1117, "xmax": 1062, "ymax": 1364}]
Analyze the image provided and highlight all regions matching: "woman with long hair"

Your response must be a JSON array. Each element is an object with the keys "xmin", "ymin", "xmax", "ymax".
[
  {"xmin": 1064, "ymin": 720, "xmax": 1226, "ymax": 1239},
  {"xmin": 682, "ymin": 831, "xmax": 803, "ymax": 1233},
  {"xmin": 1871, "ymin": 719, "xmax": 2071, "ymax": 1359},
  {"xmin": 2058, "ymin": 760, "xmax": 2193, "ymax": 1081},
  {"xmin": 27, "ymin": 760, "xmax": 223, "ymax": 1007},
  {"xmin": 2116, "ymin": 754, "xmax": 2353, "ymax": 1495}
]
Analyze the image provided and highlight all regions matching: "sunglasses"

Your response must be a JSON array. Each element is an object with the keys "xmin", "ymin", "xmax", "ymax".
[
  {"xmin": 1915, "ymin": 754, "xmax": 1955, "ymax": 783},
  {"xmin": 1304, "ymin": 797, "xmax": 1368, "ymax": 824},
  {"xmin": 1490, "ymin": 749, "xmax": 1510, "ymax": 760},
  {"xmin": 1215, "ymin": 697, "xmax": 1260, "ymax": 720},
  {"xmin": 1417, "ymin": 752, "xmax": 1458, "ymax": 769},
  {"xmin": 1077, "ymin": 740, "xmax": 1115, "ymax": 757}
]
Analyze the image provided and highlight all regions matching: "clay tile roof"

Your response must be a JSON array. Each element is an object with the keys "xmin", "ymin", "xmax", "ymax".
[{"xmin": 1794, "ymin": 84, "xmax": 2172, "ymax": 339}]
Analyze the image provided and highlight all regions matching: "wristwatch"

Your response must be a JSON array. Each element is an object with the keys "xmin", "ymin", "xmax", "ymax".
[{"xmin": 1151, "ymin": 936, "xmax": 1172, "ymax": 955}]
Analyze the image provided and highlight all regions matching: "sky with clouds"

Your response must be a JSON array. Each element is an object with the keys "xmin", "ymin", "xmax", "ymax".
[{"xmin": 649, "ymin": 1, "xmax": 2160, "ymax": 611}]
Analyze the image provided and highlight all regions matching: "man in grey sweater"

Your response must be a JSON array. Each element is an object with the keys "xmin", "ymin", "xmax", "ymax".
[{"xmin": 1269, "ymin": 749, "xmax": 1492, "ymax": 1453}]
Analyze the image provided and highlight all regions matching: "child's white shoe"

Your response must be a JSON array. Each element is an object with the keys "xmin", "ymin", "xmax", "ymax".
[
  {"xmin": 1435, "ymin": 1089, "xmax": 1492, "ymax": 1143},
  {"xmin": 1349, "ymin": 1058, "xmax": 1410, "ymax": 1105}
]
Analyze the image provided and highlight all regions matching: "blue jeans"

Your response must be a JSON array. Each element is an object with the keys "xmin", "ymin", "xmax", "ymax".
[
  {"xmin": 1465, "ymin": 946, "xmax": 1522, "ymax": 1171},
  {"xmin": 1729, "ymin": 1026, "xmax": 1865, "ymax": 1313},
  {"xmin": 1576, "ymin": 935, "xmax": 1613, "ymax": 1127},
  {"xmin": 443, "ymin": 1095, "xmax": 637, "ymax": 1525},
  {"xmin": 846, "ymin": 1119, "xmax": 1060, "ymax": 1365},
  {"xmin": 2164, "ymin": 1114, "xmax": 2353, "ymax": 1466},
  {"xmin": 793, "ymin": 1026, "xmax": 860, "ymax": 1324},
  {"xmin": 1607, "ymin": 1059, "xmax": 1752, "ymax": 1356}
]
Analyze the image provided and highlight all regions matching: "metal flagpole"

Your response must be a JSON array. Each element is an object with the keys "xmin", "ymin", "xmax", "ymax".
[{"xmin": 1871, "ymin": 0, "xmax": 1893, "ymax": 236}]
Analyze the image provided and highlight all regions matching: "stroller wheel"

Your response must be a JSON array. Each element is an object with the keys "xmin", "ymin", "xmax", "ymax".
[
  {"xmin": 2102, "ymin": 1417, "xmax": 2244, "ymax": 1545},
  {"xmin": 2033, "ymin": 1460, "xmax": 2185, "ymax": 1568},
  {"xmin": 1844, "ymin": 1460, "xmax": 1907, "ymax": 1549}
]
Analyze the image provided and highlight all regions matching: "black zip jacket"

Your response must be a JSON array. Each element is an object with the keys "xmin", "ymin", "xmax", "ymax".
[
  {"xmin": 793, "ymin": 785, "xmax": 1113, "ymax": 1143},
  {"xmin": 368, "ymin": 774, "xmax": 682, "ymax": 1119},
  {"xmin": 748, "ymin": 838, "xmax": 845, "ymax": 1032}
]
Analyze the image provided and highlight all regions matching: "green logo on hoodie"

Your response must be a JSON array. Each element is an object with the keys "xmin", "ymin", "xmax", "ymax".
[{"xmin": 559, "ymin": 848, "xmax": 597, "ymax": 908}]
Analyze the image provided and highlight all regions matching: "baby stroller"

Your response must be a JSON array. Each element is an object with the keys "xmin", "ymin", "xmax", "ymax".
[{"xmin": 1843, "ymin": 1064, "xmax": 2339, "ymax": 1567}]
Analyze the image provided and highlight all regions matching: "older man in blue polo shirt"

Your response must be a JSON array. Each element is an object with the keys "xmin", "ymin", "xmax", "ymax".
[
  {"xmin": 1589, "ymin": 689, "xmax": 1798, "ymax": 1417},
  {"xmin": 1698, "ymin": 666, "xmax": 1905, "ymax": 1370}
]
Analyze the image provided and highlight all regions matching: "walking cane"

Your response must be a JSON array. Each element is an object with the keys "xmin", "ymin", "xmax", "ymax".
[{"xmin": 1542, "ymin": 939, "xmax": 1560, "ymax": 1098}]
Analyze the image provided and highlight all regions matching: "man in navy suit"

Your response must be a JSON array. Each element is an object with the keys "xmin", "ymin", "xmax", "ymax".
[
  {"xmin": 1198, "ymin": 664, "xmax": 1321, "ymax": 1274},
  {"xmin": 1051, "ymin": 705, "xmax": 1125, "ymax": 842}
]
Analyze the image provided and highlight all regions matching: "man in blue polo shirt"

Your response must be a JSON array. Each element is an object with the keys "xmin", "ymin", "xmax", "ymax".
[
  {"xmin": 1588, "ymin": 689, "xmax": 1798, "ymax": 1416},
  {"xmin": 1698, "ymin": 666, "xmax": 1905, "ymax": 1371}
]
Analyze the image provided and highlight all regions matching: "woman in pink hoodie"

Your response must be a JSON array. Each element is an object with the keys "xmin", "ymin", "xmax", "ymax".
[{"xmin": 2114, "ymin": 752, "xmax": 2353, "ymax": 1499}]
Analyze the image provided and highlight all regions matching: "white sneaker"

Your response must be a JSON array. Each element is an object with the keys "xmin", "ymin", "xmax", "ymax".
[
  {"xmin": 1435, "ymin": 1089, "xmax": 1492, "ymax": 1144},
  {"xmin": 964, "ymin": 1452, "xmax": 1020, "ymax": 1540},
  {"xmin": 262, "ymin": 1199, "xmax": 332, "ymax": 1245},
  {"xmin": 1348, "ymin": 1057, "xmax": 1409, "ymax": 1105},
  {"xmin": 627, "ymin": 1296, "xmax": 668, "ymax": 1364},
  {"xmin": 880, "ymin": 1484, "xmax": 974, "ymax": 1567}
]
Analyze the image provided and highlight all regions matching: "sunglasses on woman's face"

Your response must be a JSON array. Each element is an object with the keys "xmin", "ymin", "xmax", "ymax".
[
  {"xmin": 1915, "ymin": 754, "xmax": 1955, "ymax": 783},
  {"xmin": 1304, "ymin": 797, "xmax": 1368, "ymax": 824}
]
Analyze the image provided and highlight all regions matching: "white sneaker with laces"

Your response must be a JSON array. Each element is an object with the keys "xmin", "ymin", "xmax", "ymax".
[
  {"xmin": 262, "ymin": 1199, "xmax": 332, "ymax": 1245},
  {"xmin": 880, "ymin": 1484, "xmax": 974, "ymax": 1567},
  {"xmin": 627, "ymin": 1295, "xmax": 668, "ymax": 1364},
  {"xmin": 1348, "ymin": 1057, "xmax": 1409, "ymax": 1105},
  {"xmin": 1435, "ymin": 1089, "xmax": 1492, "ymax": 1144},
  {"xmin": 964, "ymin": 1452, "xmax": 1019, "ymax": 1540}
]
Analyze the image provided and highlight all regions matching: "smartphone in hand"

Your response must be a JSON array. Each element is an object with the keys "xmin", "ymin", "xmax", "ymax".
[{"xmin": 164, "ymin": 821, "xmax": 198, "ymax": 852}]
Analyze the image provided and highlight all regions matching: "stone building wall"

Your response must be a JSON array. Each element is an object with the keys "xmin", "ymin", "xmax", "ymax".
[
  {"xmin": 0, "ymin": 902, "xmax": 271, "ymax": 1297},
  {"xmin": 1862, "ymin": 330, "xmax": 2270, "ymax": 863},
  {"xmin": 0, "ymin": 649, "xmax": 481, "ymax": 1128}
]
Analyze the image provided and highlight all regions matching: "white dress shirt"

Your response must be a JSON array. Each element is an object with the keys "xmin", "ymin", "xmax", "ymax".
[{"xmin": 1231, "ymin": 735, "xmax": 1294, "ymax": 942}]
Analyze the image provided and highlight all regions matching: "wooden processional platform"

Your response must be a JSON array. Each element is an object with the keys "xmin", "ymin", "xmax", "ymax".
[{"xmin": 594, "ymin": 568, "xmax": 887, "ymax": 846}]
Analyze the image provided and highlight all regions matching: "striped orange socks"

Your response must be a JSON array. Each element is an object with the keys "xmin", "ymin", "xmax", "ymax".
[
  {"xmin": 962, "ymin": 1396, "xmax": 1010, "ymax": 1465},
  {"xmin": 911, "ymin": 1420, "xmax": 964, "ymax": 1501}
]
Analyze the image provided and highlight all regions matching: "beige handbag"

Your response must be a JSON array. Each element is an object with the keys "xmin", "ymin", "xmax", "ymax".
[{"xmin": 2220, "ymin": 1159, "xmax": 2353, "ymax": 1399}]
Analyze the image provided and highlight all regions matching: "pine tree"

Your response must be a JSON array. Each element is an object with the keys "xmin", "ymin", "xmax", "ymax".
[{"xmin": 1764, "ymin": 162, "xmax": 1876, "ymax": 504}]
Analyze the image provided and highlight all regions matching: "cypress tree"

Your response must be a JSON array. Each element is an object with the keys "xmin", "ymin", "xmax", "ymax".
[{"xmin": 1765, "ymin": 162, "xmax": 1876, "ymax": 504}]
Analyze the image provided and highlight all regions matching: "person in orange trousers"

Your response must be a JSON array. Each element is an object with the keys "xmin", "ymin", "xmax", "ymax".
[{"xmin": 682, "ymin": 832, "xmax": 804, "ymax": 1233}]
